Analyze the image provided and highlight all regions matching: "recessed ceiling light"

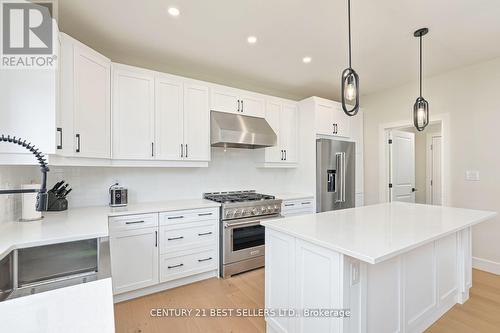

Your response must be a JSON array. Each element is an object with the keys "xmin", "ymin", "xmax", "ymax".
[
  {"xmin": 167, "ymin": 7, "xmax": 180, "ymax": 17},
  {"xmin": 247, "ymin": 36, "xmax": 258, "ymax": 44},
  {"xmin": 302, "ymin": 57, "xmax": 312, "ymax": 64}
]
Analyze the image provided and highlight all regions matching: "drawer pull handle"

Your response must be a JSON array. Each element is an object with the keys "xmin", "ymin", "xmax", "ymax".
[
  {"xmin": 125, "ymin": 220, "xmax": 145, "ymax": 225},
  {"xmin": 167, "ymin": 236, "xmax": 184, "ymax": 241},
  {"xmin": 198, "ymin": 232, "xmax": 212, "ymax": 236},
  {"xmin": 284, "ymin": 204, "xmax": 295, "ymax": 207},
  {"xmin": 301, "ymin": 202, "xmax": 311, "ymax": 205},
  {"xmin": 167, "ymin": 263, "xmax": 184, "ymax": 269},
  {"xmin": 198, "ymin": 257, "xmax": 212, "ymax": 262},
  {"xmin": 198, "ymin": 213, "xmax": 213, "ymax": 216},
  {"xmin": 168, "ymin": 216, "xmax": 184, "ymax": 220}
]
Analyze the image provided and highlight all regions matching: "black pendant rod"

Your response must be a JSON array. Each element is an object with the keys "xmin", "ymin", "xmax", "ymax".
[
  {"xmin": 348, "ymin": 0, "xmax": 352, "ymax": 68},
  {"xmin": 419, "ymin": 34, "xmax": 422, "ymax": 97}
]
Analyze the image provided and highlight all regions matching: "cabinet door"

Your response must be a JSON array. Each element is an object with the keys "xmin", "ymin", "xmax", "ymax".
[
  {"xmin": 112, "ymin": 65, "xmax": 155, "ymax": 160},
  {"xmin": 280, "ymin": 104, "xmax": 298, "ymax": 163},
  {"xmin": 155, "ymin": 75, "xmax": 184, "ymax": 160},
  {"xmin": 109, "ymin": 227, "xmax": 159, "ymax": 294},
  {"xmin": 315, "ymin": 102, "xmax": 334, "ymax": 135},
  {"xmin": 211, "ymin": 87, "xmax": 239, "ymax": 114},
  {"xmin": 332, "ymin": 105, "xmax": 351, "ymax": 138},
  {"xmin": 264, "ymin": 101, "xmax": 282, "ymax": 163},
  {"xmin": 240, "ymin": 94, "xmax": 265, "ymax": 118},
  {"xmin": 184, "ymin": 83, "xmax": 210, "ymax": 161},
  {"xmin": 73, "ymin": 45, "xmax": 111, "ymax": 158}
]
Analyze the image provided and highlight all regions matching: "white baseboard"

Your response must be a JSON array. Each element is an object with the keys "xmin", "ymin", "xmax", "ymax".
[{"xmin": 472, "ymin": 257, "xmax": 500, "ymax": 275}]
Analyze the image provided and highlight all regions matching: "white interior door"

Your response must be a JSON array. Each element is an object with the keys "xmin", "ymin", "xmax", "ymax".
[
  {"xmin": 431, "ymin": 136, "xmax": 442, "ymax": 205},
  {"xmin": 390, "ymin": 130, "xmax": 416, "ymax": 202}
]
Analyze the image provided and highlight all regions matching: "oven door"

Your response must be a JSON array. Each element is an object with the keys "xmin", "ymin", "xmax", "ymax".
[{"xmin": 223, "ymin": 217, "xmax": 267, "ymax": 264}]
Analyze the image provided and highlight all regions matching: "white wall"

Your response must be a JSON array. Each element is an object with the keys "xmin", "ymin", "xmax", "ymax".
[
  {"xmin": 0, "ymin": 148, "xmax": 297, "ymax": 223},
  {"xmin": 363, "ymin": 57, "xmax": 500, "ymax": 274}
]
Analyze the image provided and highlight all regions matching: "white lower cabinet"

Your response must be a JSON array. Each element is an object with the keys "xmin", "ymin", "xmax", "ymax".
[
  {"xmin": 109, "ymin": 213, "xmax": 159, "ymax": 294},
  {"xmin": 281, "ymin": 198, "xmax": 314, "ymax": 217},
  {"xmin": 109, "ymin": 208, "xmax": 219, "ymax": 298}
]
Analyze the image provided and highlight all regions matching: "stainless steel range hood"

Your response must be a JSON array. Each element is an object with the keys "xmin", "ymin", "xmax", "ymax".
[{"xmin": 210, "ymin": 111, "xmax": 277, "ymax": 149}]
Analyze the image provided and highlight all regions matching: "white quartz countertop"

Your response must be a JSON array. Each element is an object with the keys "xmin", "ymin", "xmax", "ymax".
[
  {"xmin": 261, "ymin": 202, "xmax": 497, "ymax": 264},
  {"xmin": 0, "ymin": 278, "xmax": 115, "ymax": 333},
  {"xmin": 273, "ymin": 192, "xmax": 314, "ymax": 201},
  {"xmin": 0, "ymin": 199, "xmax": 220, "ymax": 259}
]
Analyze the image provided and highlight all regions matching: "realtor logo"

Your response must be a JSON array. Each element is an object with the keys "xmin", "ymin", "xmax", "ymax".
[{"xmin": 1, "ymin": 0, "xmax": 57, "ymax": 68}]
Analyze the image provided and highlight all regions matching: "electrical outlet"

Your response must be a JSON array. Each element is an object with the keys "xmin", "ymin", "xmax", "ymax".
[{"xmin": 465, "ymin": 170, "xmax": 480, "ymax": 181}]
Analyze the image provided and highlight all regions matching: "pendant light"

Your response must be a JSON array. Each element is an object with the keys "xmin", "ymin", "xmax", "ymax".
[
  {"xmin": 341, "ymin": 0, "xmax": 360, "ymax": 116},
  {"xmin": 413, "ymin": 28, "xmax": 429, "ymax": 131}
]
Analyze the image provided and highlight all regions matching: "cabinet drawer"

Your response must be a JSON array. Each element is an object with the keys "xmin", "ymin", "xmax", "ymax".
[
  {"xmin": 159, "ymin": 208, "xmax": 218, "ymax": 226},
  {"xmin": 160, "ymin": 220, "xmax": 217, "ymax": 254},
  {"xmin": 282, "ymin": 199, "xmax": 313, "ymax": 211},
  {"xmin": 160, "ymin": 248, "xmax": 217, "ymax": 282},
  {"xmin": 109, "ymin": 213, "xmax": 158, "ymax": 232}
]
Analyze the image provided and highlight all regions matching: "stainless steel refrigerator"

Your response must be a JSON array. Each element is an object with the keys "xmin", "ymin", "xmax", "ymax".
[{"xmin": 316, "ymin": 138, "xmax": 355, "ymax": 212}]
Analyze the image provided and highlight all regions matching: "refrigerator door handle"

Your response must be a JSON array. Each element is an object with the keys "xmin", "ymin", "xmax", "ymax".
[{"xmin": 335, "ymin": 152, "xmax": 346, "ymax": 203}]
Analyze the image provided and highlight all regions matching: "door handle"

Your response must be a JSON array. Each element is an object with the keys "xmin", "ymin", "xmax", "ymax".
[
  {"xmin": 198, "ymin": 232, "xmax": 212, "ymax": 236},
  {"xmin": 155, "ymin": 231, "xmax": 158, "ymax": 247},
  {"xmin": 168, "ymin": 216, "xmax": 184, "ymax": 220},
  {"xmin": 56, "ymin": 128, "xmax": 63, "ymax": 149},
  {"xmin": 284, "ymin": 150, "xmax": 287, "ymax": 161},
  {"xmin": 237, "ymin": 100, "xmax": 240, "ymax": 112},
  {"xmin": 241, "ymin": 100, "xmax": 244, "ymax": 112},
  {"xmin": 198, "ymin": 213, "xmax": 213, "ymax": 216},
  {"xmin": 168, "ymin": 263, "xmax": 184, "ymax": 269},
  {"xmin": 75, "ymin": 134, "xmax": 80, "ymax": 153},
  {"xmin": 151, "ymin": 142, "xmax": 154, "ymax": 157},
  {"xmin": 280, "ymin": 150, "xmax": 283, "ymax": 160},
  {"xmin": 185, "ymin": 144, "xmax": 188, "ymax": 158}
]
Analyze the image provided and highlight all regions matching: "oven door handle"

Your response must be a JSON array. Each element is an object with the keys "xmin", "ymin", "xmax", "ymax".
[{"xmin": 224, "ymin": 220, "xmax": 261, "ymax": 229}]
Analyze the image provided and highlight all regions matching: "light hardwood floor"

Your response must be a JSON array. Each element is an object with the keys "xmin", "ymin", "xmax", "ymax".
[{"xmin": 114, "ymin": 269, "xmax": 500, "ymax": 333}]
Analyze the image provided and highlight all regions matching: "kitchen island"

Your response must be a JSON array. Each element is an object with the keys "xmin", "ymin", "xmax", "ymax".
[{"xmin": 261, "ymin": 202, "xmax": 497, "ymax": 333}]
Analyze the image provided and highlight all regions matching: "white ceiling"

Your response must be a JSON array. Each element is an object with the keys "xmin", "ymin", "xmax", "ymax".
[{"xmin": 59, "ymin": 0, "xmax": 500, "ymax": 101}]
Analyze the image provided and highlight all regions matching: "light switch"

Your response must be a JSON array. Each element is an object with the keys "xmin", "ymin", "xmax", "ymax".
[{"xmin": 465, "ymin": 170, "xmax": 480, "ymax": 181}]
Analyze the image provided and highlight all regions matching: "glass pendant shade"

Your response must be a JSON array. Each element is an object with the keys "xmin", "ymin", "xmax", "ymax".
[
  {"xmin": 341, "ymin": 68, "xmax": 360, "ymax": 116},
  {"xmin": 413, "ymin": 96, "xmax": 429, "ymax": 131}
]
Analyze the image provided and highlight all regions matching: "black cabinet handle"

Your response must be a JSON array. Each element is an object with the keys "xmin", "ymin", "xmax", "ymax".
[
  {"xmin": 180, "ymin": 144, "xmax": 184, "ymax": 158},
  {"xmin": 280, "ymin": 150, "xmax": 284, "ymax": 161},
  {"xmin": 198, "ymin": 213, "xmax": 213, "ymax": 216},
  {"xmin": 185, "ymin": 144, "xmax": 188, "ymax": 158},
  {"xmin": 198, "ymin": 257, "xmax": 212, "ymax": 263},
  {"xmin": 284, "ymin": 203, "xmax": 295, "ymax": 207},
  {"xmin": 284, "ymin": 150, "xmax": 287, "ymax": 161},
  {"xmin": 301, "ymin": 202, "xmax": 311, "ymax": 205},
  {"xmin": 168, "ymin": 263, "xmax": 184, "ymax": 269},
  {"xmin": 125, "ymin": 220, "xmax": 145, "ymax": 225},
  {"xmin": 151, "ymin": 142, "xmax": 154, "ymax": 157},
  {"xmin": 167, "ymin": 236, "xmax": 184, "ymax": 241},
  {"xmin": 237, "ymin": 100, "xmax": 241, "ymax": 112},
  {"xmin": 168, "ymin": 216, "xmax": 184, "ymax": 220},
  {"xmin": 155, "ymin": 231, "xmax": 158, "ymax": 247},
  {"xmin": 57, "ymin": 128, "xmax": 62, "ymax": 149},
  {"xmin": 241, "ymin": 100, "xmax": 244, "ymax": 112},
  {"xmin": 75, "ymin": 134, "xmax": 80, "ymax": 153},
  {"xmin": 198, "ymin": 232, "xmax": 212, "ymax": 236}
]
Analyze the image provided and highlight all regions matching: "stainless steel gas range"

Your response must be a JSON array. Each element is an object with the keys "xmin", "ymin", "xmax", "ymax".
[{"xmin": 203, "ymin": 191, "xmax": 282, "ymax": 278}]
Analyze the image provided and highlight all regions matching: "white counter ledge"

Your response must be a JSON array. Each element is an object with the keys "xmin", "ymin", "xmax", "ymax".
[
  {"xmin": 262, "ymin": 202, "xmax": 496, "ymax": 264},
  {"xmin": 0, "ymin": 278, "xmax": 115, "ymax": 333},
  {"xmin": 0, "ymin": 199, "xmax": 220, "ymax": 259},
  {"xmin": 273, "ymin": 192, "xmax": 314, "ymax": 201}
]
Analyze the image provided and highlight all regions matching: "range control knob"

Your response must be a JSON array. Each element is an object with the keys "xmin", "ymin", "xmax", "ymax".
[
  {"xmin": 261, "ymin": 207, "xmax": 267, "ymax": 214},
  {"xmin": 225, "ymin": 210, "xmax": 234, "ymax": 219},
  {"xmin": 234, "ymin": 209, "xmax": 242, "ymax": 217},
  {"xmin": 251, "ymin": 208, "xmax": 258, "ymax": 215}
]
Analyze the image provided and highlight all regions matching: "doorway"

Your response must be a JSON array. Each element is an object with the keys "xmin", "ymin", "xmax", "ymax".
[{"xmin": 380, "ymin": 117, "xmax": 447, "ymax": 205}]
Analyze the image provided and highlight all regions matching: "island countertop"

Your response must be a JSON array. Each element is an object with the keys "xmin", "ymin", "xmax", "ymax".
[{"xmin": 261, "ymin": 202, "xmax": 497, "ymax": 264}]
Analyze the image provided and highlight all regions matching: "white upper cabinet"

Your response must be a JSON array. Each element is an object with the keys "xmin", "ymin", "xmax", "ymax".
[
  {"xmin": 73, "ymin": 44, "xmax": 111, "ymax": 158},
  {"xmin": 262, "ymin": 99, "xmax": 298, "ymax": 166},
  {"xmin": 155, "ymin": 74, "xmax": 184, "ymax": 160},
  {"xmin": 57, "ymin": 33, "xmax": 111, "ymax": 159},
  {"xmin": 112, "ymin": 64, "xmax": 155, "ymax": 160},
  {"xmin": 315, "ymin": 98, "xmax": 351, "ymax": 138},
  {"xmin": 211, "ymin": 85, "xmax": 265, "ymax": 118},
  {"xmin": 154, "ymin": 75, "xmax": 210, "ymax": 162},
  {"xmin": 183, "ymin": 82, "xmax": 210, "ymax": 161}
]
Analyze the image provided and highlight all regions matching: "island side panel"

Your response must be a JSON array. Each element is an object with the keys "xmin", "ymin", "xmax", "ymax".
[
  {"xmin": 365, "ymin": 230, "xmax": 471, "ymax": 333},
  {"xmin": 265, "ymin": 229, "xmax": 364, "ymax": 333}
]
